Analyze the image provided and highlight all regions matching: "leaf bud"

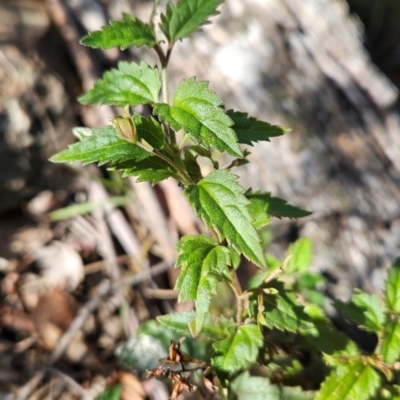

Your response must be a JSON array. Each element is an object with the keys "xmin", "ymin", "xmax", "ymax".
[{"xmin": 112, "ymin": 115, "xmax": 138, "ymax": 143}]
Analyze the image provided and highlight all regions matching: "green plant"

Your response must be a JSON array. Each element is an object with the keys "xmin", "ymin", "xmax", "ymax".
[{"xmin": 51, "ymin": 1, "xmax": 400, "ymax": 398}]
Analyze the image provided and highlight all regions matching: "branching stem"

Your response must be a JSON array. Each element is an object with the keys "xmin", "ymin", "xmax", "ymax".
[{"xmin": 134, "ymin": 141, "xmax": 192, "ymax": 185}]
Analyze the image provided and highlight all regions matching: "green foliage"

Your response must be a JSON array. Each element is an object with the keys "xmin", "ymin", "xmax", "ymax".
[
  {"xmin": 184, "ymin": 170, "xmax": 265, "ymax": 267},
  {"xmin": 154, "ymin": 78, "xmax": 242, "ymax": 156},
  {"xmin": 385, "ymin": 258, "xmax": 400, "ymax": 313},
  {"xmin": 231, "ymin": 372, "xmax": 314, "ymax": 400},
  {"xmin": 51, "ymin": 1, "xmax": 400, "ymax": 397},
  {"xmin": 79, "ymin": 61, "xmax": 160, "ymax": 107},
  {"xmin": 335, "ymin": 290, "xmax": 385, "ymax": 332},
  {"xmin": 257, "ymin": 281, "xmax": 314, "ymax": 333},
  {"xmin": 175, "ymin": 234, "xmax": 231, "ymax": 335},
  {"xmin": 81, "ymin": 13, "xmax": 157, "ymax": 50},
  {"xmin": 50, "ymin": 126, "xmax": 151, "ymax": 165},
  {"xmin": 160, "ymin": 0, "xmax": 223, "ymax": 42},
  {"xmin": 227, "ymin": 110, "xmax": 290, "ymax": 146},
  {"xmin": 212, "ymin": 324, "xmax": 263, "ymax": 373},
  {"xmin": 315, "ymin": 361, "xmax": 381, "ymax": 400}
]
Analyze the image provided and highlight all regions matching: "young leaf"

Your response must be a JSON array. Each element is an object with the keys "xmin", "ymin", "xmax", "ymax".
[
  {"xmin": 286, "ymin": 237, "xmax": 313, "ymax": 273},
  {"xmin": 160, "ymin": 0, "xmax": 223, "ymax": 43},
  {"xmin": 175, "ymin": 234, "xmax": 231, "ymax": 334},
  {"xmin": 158, "ymin": 311, "xmax": 234, "ymax": 341},
  {"xmin": 133, "ymin": 114, "xmax": 165, "ymax": 149},
  {"xmin": 154, "ymin": 78, "xmax": 242, "ymax": 157},
  {"xmin": 246, "ymin": 191, "xmax": 312, "ymax": 224},
  {"xmin": 50, "ymin": 126, "xmax": 151, "ymax": 165},
  {"xmin": 315, "ymin": 361, "xmax": 381, "ymax": 400},
  {"xmin": 212, "ymin": 324, "xmax": 263, "ymax": 373},
  {"xmin": 385, "ymin": 258, "xmax": 400, "ymax": 313},
  {"xmin": 380, "ymin": 320, "xmax": 400, "ymax": 364},
  {"xmin": 261, "ymin": 281, "xmax": 314, "ymax": 333},
  {"xmin": 227, "ymin": 110, "xmax": 290, "ymax": 146},
  {"xmin": 335, "ymin": 290, "xmax": 385, "ymax": 333},
  {"xmin": 184, "ymin": 170, "xmax": 266, "ymax": 267},
  {"xmin": 231, "ymin": 372, "xmax": 314, "ymax": 400},
  {"xmin": 81, "ymin": 13, "xmax": 157, "ymax": 50},
  {"xmin": 116, "ymin": 156, "xmax": 179, "ymax": 185},
  {"xmin": 79, "ymin": 61, "xmax": 160, "ymax": 107}
]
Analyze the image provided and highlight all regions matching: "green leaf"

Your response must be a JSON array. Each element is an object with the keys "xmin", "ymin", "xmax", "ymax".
[
  {"xmin": 158, "ymin": 311, "xmax": 234, "ymax": 341},
  {"xmin": 305, "ymin": 318, "xmax": 350, "ymax": 354},
  {"xmin": 287, "ymin": 237, "xmax": 313, "ymax": 273},
  {"xmin": 95, "ymin": 385, "xmax": 122, "ymax": 400},
  {"xmin": 335, "ymin": 290, "xmax": 385, "ymax": 333},
  {"xmin": 154, "ymin": 78, "xmax": 242, "ymax": 157},
  {"xmin": 50, "ymin": 126, "xmax": 151, "ymax": 165},
  {"xmin": 184, "ymin": 170, "xmax": 265, "ymax": 267},
  {"xmin": 380, "ymin": 320, "xmax": 400, "ymax": 364},
  {"xmin": 79, "ymin": 61, "xmax": 160, "ymax": 107},
  {"xmin": 212, "ymin": 324, "xmax": 263, "ymax": 373},
  {"xmin": 175, "ymin": 234, "xmax": 231, "ymax": 335},
  {"xmin": 227, "ymin": 110, "xmax": 290, "ymax": 146},
  {"xmin": 231, "ymin": 372, "xmax": 314, "ymax": 400},
  {"xmin": 133, "ymin": 114, "xmax": 165, "ymax": 149},
  {"xmin": 81, "ymin": 13, "xmax": 157, "ymax": 50},
  {"xmin": 137, "ymin": 320, "xmax": 206, "ymax": 362},
  {"xmin": 115, "ymin": 334, "xmax": 167, "ymax": 374},
  {"xmin": 160, "ymin": 0, "xmax": 223, "ymax": 42},
  {"xmin": 261, "ymin": 281, "xmax": 314, "ymax": 333},
  {"xmin": 115, "ymin": 155, "xmax": 178, "ymax": 184},
  {"xmin": 315, "ymin": 361, "xmax": 381, "ymax": 400},
  {"xmin": 246, "ymin": 191, "xmax": 312, "ymax": 225},
  {"xmin": 385, "ymin": 258, "xmax": 400, "ymax": 313}
]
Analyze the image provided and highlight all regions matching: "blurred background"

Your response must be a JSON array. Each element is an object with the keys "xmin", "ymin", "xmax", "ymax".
[{"xmin": 1, "ymin": 0, "xmax": 400, "ymax": 398}]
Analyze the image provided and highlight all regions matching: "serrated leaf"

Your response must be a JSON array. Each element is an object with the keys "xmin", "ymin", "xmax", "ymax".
[
  {"xmin": 305, "ymin": 318, "xmax": 350, "ymax": 354},
  {"xmin": 95, "ymin": 385, "xmax": 122, "ymax": 400},
  {"xmin": 137, "ymin": 320, "xmax": 206, "ymax": 361},
  {"xmin": 175, "ymin": 234, "xmax": 231, "ymax": 335},
  {"xmin": 212, "ymin": 324, "xmax": 263, "ymax": 373},
  {"xmin": 231, "ymin": 372, "xmax": 314, "ymax": 400},
  {"xmin": 262, "ymin": 281, "xmax": 314, "ymax": 333},
  {"xmin": 133, "ymin": 114, "xmax": 165, "ymax": 149},
  {"xmin": 246, "ymin": 191, "xmax": 311, "ymax": 226},
  {"xmin": 50, "ymin": 126, "xmax": 151, "ymax": 165},
  {"xmin": 154, "ymin": 78, "xmax": 242, "ymax": 157},
  {"xmin": 380, "ymin": 319, "xmax": 400, "ymax": 364},
  {"xmin": 287, "ymin": 238, "xmax": 313, "ymax": 273},
  {"xmin": 114, "ymin": 155, "xmax": 179, "ymax": 185},
  {"xmin": 227, "ymin": 110, "xmax": 290, "ymax": 146},
  {"xmin": 79, "ymin": 61, "xmax": 160, "ymax": 107},
  {"xmin": 158, "ymin": 311, "xmax": 234, "ymax": 341},
  {"xmin": 385, "ymin": 258, "xmax": 400, "ymax": 313},
  {"xmin": 184, "ymin": 170, "xmax": 265, "ymax": 267},
  {"xmin": 335, "ymin": 290, "xmax": 385, "ymax": 332},
  {"xmin": 315, "ymin": 361, "xmax": 380, "ymax": 400},
  {"xmin": 160, "ymin": 0, "xmax": 222, "ymax": 42},
  {"xmin": 81, "ymin": 13, "xmax": 157, "ymax": 50}
]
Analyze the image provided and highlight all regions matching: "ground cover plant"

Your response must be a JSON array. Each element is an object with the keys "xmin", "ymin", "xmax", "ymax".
[{"xmin": 51, "ymin": 0, "xmax": 400, "ymax": 398}]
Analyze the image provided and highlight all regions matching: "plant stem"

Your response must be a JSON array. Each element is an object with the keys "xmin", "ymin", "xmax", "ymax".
[
  {"xmin": 161, "ymin": 65, "xmax": 177, "ymax": 148},
  {"xmin": 229, "ymin": 267, "xmax": 245, "ymax": 325},
  {"xmin": 134, "ymin": 141, "xmax": 192, "ymax": 185},
  {"xmin": 153, "ymin": 149, "xmax": 192, "ymax": 185}
]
